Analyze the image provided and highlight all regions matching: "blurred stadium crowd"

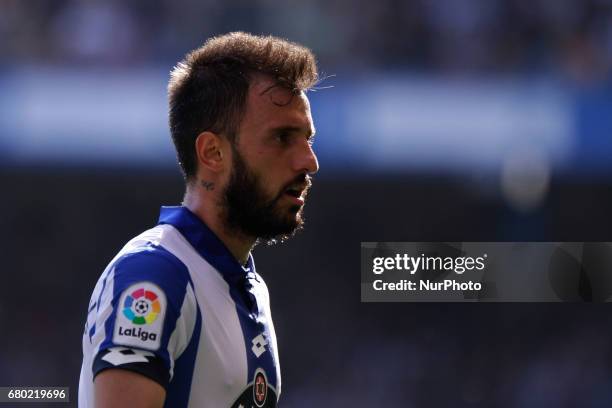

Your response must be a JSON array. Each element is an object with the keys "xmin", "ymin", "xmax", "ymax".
[{"xmin": 2, "ymin": 0, "xmax": 611, "ymax": 81}]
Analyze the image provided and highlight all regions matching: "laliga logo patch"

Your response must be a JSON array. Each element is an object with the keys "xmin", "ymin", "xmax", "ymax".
[
  {"xmin": 123, "ymin": 287, "xmax": 161, "ymax": 324},
  {"xmin": 113, "ymin": 282, "xmax": 166, "ymax": 351}
]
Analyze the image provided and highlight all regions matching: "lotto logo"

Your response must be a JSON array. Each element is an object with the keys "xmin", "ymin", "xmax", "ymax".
[
  {"xmin": 102, "ymin": 347, "xmax": 154, "ymax": 366},
  {"xmin": 251, "ymin": 334, "xmax": 268, "ymax": 358}
]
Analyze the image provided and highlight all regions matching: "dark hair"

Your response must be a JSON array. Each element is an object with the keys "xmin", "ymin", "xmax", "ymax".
[{"xmin": 168, "ymin": 31, "xmax": 318, "ymax": 180}]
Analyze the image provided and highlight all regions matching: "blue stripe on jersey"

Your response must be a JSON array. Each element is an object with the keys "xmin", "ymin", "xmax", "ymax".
[
  {"xmin": 158, "ymin": 206, "xmax": 278, "ymax": 389},
  {"xmin": 96, "ymin": 272, "xmax": 109, "ymax": 313},
  {"xmin": 98, "ymin": 244, "xmax": 192, "ymax": 385},
  {"xmin": 88, "ymin": 322, "xmax": 95, "ymax": 342},
  {"xmin": 88, "ymin": 268, "xmax": 112, "ymax": 342},
  {"xmin": 226, "ymin": 277, "xmax": 278, "ymax": 388},
  {"xmin": 164, "ymin": 302, "xmax": 202, "ymax": 408}
]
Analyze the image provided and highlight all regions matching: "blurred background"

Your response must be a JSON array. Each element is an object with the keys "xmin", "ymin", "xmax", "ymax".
[{"xmin": 1, "ymin": 0, "xmax": 612, "ymax": 406}]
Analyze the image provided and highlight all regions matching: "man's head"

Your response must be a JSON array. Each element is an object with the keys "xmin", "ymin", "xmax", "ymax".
[{"xmin": 168, "ymin": 32, "xmax": 319, "ymax": 243}]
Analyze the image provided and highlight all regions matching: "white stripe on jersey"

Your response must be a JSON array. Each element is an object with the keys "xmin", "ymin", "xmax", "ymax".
[{"xmin": 154, "ymin": 224, "xmax": 249, "ymax": 407}]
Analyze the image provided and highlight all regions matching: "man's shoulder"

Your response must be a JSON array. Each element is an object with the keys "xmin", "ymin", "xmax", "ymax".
[
  {"xmin": 115, "ymin": 245, "xmax": 185, "ymax": 274},
  {"xmin": 108, "ymin": 225, "xmax": 192, "ymax": 290}
]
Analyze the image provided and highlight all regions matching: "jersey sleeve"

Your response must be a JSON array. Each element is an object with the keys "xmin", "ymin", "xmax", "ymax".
[{"xmin": 88, "ymin": 246, "xmax": 197, "ymax": 389}]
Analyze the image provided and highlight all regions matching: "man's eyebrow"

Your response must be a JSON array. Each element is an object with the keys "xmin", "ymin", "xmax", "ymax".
[
  {"xmin": 259, "ymin": 84, "xmax": 297, "ymax": 106},
  {"xmin": 260, "ymin": 84, "xmax": 281, "ymax": 96},
  {"xmin": 269, "ymin": 125, "xmax": 316, "ymax": 138}
]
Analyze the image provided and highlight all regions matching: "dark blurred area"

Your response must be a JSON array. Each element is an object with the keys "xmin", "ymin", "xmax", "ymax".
[
  {"xmin": 2, "ymin": 169, "xmax": 612, "ymax": 407},
  {"xmin": 2, "ymin": 0, "xmax": 612, "ymax": 406}
]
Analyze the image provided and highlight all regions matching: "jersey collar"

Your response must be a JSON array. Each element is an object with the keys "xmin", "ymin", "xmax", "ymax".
[{"xmin": 157, "ymin": 206, "xmax": 255, "ymax": 283}]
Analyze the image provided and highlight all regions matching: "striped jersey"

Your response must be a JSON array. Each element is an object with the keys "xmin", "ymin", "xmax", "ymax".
[{"xmin": 79, "ymin": 206, "xmax": 281, "ymax": 407}]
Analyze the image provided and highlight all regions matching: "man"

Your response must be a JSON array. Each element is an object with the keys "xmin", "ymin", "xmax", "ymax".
[{"xmin": 79, "ymin": 32, "xmax": 319, "ymax": 408}]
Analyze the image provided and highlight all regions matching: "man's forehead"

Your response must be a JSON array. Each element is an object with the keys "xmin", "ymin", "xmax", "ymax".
[
  {"xmin": 249, "ymin": 75, "xmax": 307, "ymax": 106},
  {"xmin": 249, "ymin": 73, "xmax": 287, "ymax": 94},
  {"xmin": 244, "ymin": 74, "xmax": 312, "ymax": 129}
]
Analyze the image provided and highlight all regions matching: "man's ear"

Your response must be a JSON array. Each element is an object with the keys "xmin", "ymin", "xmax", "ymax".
[{"xmin": 195, "ymin": 131, "xmax": 225, "ymax": 172}]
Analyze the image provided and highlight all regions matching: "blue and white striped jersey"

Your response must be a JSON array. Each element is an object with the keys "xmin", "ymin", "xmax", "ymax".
[{"xmin": 79, "ymin": 206, "xmax": 281, "ymax": 408}]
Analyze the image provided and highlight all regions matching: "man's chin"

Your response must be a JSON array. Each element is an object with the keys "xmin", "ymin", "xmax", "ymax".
[
  {"xmin": 283, "ymin": 205, "xmax": 305, "ymax": 227},
  {"xmin": 255, "ymin": 212, "xmax": 304, "ymax": 244},
  {"xmin": 258, "ymin": 227, "xmax": 302, "ymax": 245}
]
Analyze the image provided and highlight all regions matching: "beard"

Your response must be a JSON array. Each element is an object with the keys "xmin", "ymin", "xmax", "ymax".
[{"xmin": 222, "ymin": 146, "xmax": 311, "ymax": 245}]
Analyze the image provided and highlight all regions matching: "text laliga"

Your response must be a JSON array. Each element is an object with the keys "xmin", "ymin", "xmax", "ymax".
[{"xmin": 118, "ymin": 326, "xmax": 157, "ymax": 342}]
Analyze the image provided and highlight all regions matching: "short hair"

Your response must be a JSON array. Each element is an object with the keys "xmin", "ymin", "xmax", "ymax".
[{"xmin": 168, "ymin": 32, "xmax": 319, "ymax": 180}]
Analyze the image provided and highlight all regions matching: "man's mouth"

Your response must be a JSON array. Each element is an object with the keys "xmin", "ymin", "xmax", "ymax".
[
  {"xmin": 281, "ymin": 180, "xmax": 311, "ymax": 205},
  {"xmin": 284, "ymin": 187, "xmax": 303, "ymax": 198},
  {"xmin": 279, "ymin": 176, "xmax": 312, "ymax": 205}
]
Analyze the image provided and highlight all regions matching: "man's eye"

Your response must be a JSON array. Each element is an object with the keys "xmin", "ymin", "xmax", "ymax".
[{"xmin": 276, "ymin": 133, "xmax": 290, "ymax": 144}]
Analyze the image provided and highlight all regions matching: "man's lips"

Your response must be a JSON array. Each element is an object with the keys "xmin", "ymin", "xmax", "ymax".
[
  {"xmin": 283, "ymin": 192, "xmax": 305, "ymax": 205},
  {"xmin": 281, "ymin": 178, "xmax": 311, "ymax": 205}
]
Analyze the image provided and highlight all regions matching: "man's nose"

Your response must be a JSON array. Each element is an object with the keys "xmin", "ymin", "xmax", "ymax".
[{"xmin": 294, "ymin": 142, "xmax": 319, "ymax": 175}]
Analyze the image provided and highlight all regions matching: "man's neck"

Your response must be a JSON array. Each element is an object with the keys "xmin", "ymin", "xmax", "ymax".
[{"xmin": 183, "ymin": 190, "xmax": 255, "ymax": 266}]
